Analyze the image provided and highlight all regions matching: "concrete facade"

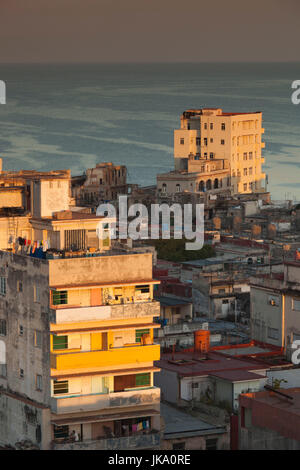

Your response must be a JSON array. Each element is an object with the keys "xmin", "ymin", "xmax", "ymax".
[
  {"xmin": 0, "ymin": 249, "xmax": 161, "ymax": 450},
  {"xmin": 250, "ymin": 262, "xmax": 300, "ymax": 358},
  {"xmin": 239, "ymin": 388, "xmax": 300, "ymax": 450},
  {"xmin": 173, "ymin": 108, "xmax": 266, "ymax": 195}
]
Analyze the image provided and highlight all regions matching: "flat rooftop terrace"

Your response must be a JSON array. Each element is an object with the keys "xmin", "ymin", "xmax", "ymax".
[
  {"xmin": 156, "ymin": 350, "xmax": 269, "ymax": 377},
  {"xmin": 161, "ymin": 403, "xmax": 226, "ymax": 439}
]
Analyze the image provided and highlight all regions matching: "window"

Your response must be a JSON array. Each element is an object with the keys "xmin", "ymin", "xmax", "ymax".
[
  {"xmin": 136, "ymin": 329, "xmax": 150, "ymax": 343},
  {"xmin": 52, "ymin": 290, "xmax": 68, "ymax": 306},
  {"xmin": 243, "ymin": 153, "xmax": 247, "ymax": 161},
  {"xmin": 196, "ymin": 137, "xmax": 201, "ymax": 146},
  {"xmin": 180, "ymin": 138, "xmax": 184, "ymax": 145},
  {"xmin": 241, "ymin": 407, "xmax": 246, "ymax": 428},
  {"xmin": 293, "ymin": 299, "xmax": 300, "ymax": 311},
  {"xmin": 210, "ymin": 153, "xmax": 214, "ymax": 159},
  {"xmin": 53, "ymin": 335, "xmax": 68, "ymax": 350},
  {"xmin": 135, "ymin": 373, "xmax": 151, "ymax": 387},
  {"xmin": 243, "ymin": 183, "xmax": 247, "ymax": 191},
  {"xmin": 53, "ymin": 380, "xmax": 69, "ymax": 395},
  {"xmin": 36, "ymin": 374, "xmax": 43, "ymax": 391},
  {"xmin": 221, "ymin": 123, "xmax": 225, "ymax": 131},
  {"xmin": 0, "ymin": 364, "xmax": 7, "ymax": 378},
  {"xmin": 53, "ymin": 425, "xmax": 69, "ymax": 439},
  {"xmin": 249, "ymin": 167, "xmax": 253, "ymax": 176},
  {"xmin": 191, "ymin": 382, "xmax": 199, "ymax": 389},
  {"xmin": 249, "ymin": 152, "xmax": 253, "ymax": 160},
  {"xmin": 210, "ymin": 123, "xmax": 213, "ymax": 130},
  {"xmin": 17, "ymin": 281, "xmax": 23, "ymax": 292},
  {"xmin": 206, "ymin": 438, "xmax": 218, "ymax": 450},
  {"xmin": 0, "ymin": 277, "xmax": 6, "ymax": 296},
  {"xmin": 34, "ymin": 330, "xmax": 42, "ymax": 348},
  {"xmin": 268, "ymin": 327, "xmax": 279, "ymax": 340},
  {"xmin": 243, "ymin": 168, "xmax": 247, "ymax": 176},
  {"xmin": 210, "ymin": 138, "xmax": 213, "ymax": 143},
  {"xmin": 204, "ymin": 123, "xmax": 207, "ymax": 130},
  {"xmin": 0, "ymin": 319, "xmax": 6, "ymax": 336},
  {"xmin": 64, "ymin": 229, "xmax": 86, "ymax": 251},
  {"xmin": 176, "ymin": 184, "xmax": 181, "ymax": 193},
  {"xmin": 173, "ymin": 442, "xmax": 185, "ymax": 450},
  {"xmin": 162, "ymin": 183, "xmax": 167, "ymax": 194},
  {"xmin": 138, "ymin": 285, "xmax": 150, "ymax": 293},
  {"xmin": 19, "ymin": 325, "xmax": 24, "ymax": 336},
  {"xmin": 34, "ymin": 285, "xmax": 40, "ymax": 302},
  {"xmin": 268, "ymin": 295, "xmax": 279, "ymax": 306},
  {"xmin": 221, "ymin": 139, "xmax": 225, "ymax": 145},
  {"xmin": 204, "ymin": 138, "xmax": 208, "ymax": 146},
  {"xmin": 20, "ymin": 369, "xmax": 24, "ymax": 379}
]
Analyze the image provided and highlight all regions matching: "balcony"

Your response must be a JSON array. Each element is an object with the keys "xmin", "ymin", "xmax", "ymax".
[
  {"xmin": 52, "ymin": 431, "xmax": 160, "ymax": 450},
  {"xmin": 51, "ymin": 343, "xmax": 161, "ymax": 370},
  {"xmin": 50, "ymin": 301, "xmax": 160, "ymax": 324},
  {"xmin": 51, "ymin": 387, "xmax": 160, "ymax": 414}
]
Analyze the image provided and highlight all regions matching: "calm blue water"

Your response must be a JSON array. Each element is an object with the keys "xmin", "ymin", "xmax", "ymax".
[{"xmin": 0, "ymin": 62, "xmax": 299, "ymax": 199}]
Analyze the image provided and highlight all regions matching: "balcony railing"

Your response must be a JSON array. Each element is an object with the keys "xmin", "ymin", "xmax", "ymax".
[
  {"xmin": 52, "ymin": 431, "xmax": 160, "ymax": 450},
  {"xmin": 50, "ymin": 300, "xmax": 161, "ymax": 324},
  {"xmin": 51, "ymin": 386, "xmax": 160, "ymax": 414}
]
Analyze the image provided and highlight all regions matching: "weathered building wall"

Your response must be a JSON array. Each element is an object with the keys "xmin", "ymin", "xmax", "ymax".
[
  {"xmin": 284, "ymin": 294, "xmax": 300, "ymax": 352},
  {"xmin": 0, "ymin": 392, "xmax": 51, "ymax": 449},
  {"xmin": 49, "ymin": 253, "xmax": 153, "ymax": 287},
  {"xmin": 0, "ymin": 216, "xmax": 32, "ymax": 250},
  {"xmin": 161, "ymin": 433, "xmax": 229, "ymax": 450},
  {"xmin": 154, "ymin": 369, "xmax": 178, "ymax": 404},
  {"xmin": 250, "ymin": 286, "xmax": 283, "ymax": 346},
  {"xmin": 239, "ymin": 423, "xmax": 300, "ymax": 450},
  {"xmin": 32, "ymin": 179, "xmax": 70, "ymax": 219},
  {"xmin": 0, "ymin": 252, "xmax": 51, "ymax": 406},
  {"xmin": 0, "ymin": 189, "xmax": 23, "ymax": 208}
]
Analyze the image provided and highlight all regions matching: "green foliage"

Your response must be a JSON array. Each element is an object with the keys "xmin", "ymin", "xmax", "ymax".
[{"xmin": 153, "ymin": 239, "xmax": 216, "ymax": 262}]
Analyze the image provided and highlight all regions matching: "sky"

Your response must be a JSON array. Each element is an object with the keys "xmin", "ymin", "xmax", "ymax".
[{"xmin": 0, "ymin": 0, "xmax": 299, "ymax": 63}]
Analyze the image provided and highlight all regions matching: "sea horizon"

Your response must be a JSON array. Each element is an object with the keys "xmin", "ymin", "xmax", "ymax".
[{"xmin": 0, "ymin": 61, "xmax": 299, "ymax": 200}]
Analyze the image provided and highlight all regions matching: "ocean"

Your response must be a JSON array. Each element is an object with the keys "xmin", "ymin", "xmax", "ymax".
[{"xmin": 0, "ymin": 62, "xmax": 299, "ymax": 200}]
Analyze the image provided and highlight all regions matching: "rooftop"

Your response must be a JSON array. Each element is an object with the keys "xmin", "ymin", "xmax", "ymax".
[
  {"xmin": 241, "ymin": 387, "xmax": 300, "ymax": 415},
  {"xmin": 240, "ymin": 387, "xmax": 300, "ymax": 441},
  {"xmin": 161, "ymin": 403, "xmax": 226, "ymax": 439},
  {"xmin": 211, "ymin": 370, "xmax": 265, "ymax": 382},
  {"xmin": 0, "ymin": 169, "xmax": 70, "ymax": 181},
  {"xmin": 155, "ymin": 350, "xmax": 270, "ymax": 378},
  {"xmin": 158, "ymin": 296, "xmax": 192, "ymax": 307}
]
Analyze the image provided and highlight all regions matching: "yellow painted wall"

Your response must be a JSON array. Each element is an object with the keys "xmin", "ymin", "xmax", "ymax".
[{"xmin": 51, "ymin": 344, "xmax": 160, "ymax": 370}]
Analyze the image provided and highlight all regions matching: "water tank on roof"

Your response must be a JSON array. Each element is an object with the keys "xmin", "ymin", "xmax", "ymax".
[{"xmin": 194, "ymin": 330, "xmax": 210, "ymax": 353}]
